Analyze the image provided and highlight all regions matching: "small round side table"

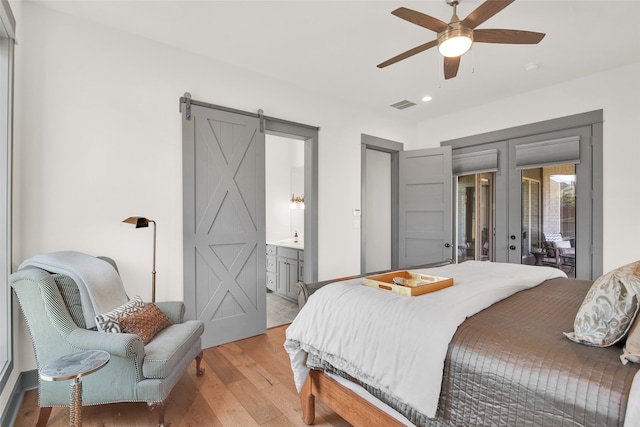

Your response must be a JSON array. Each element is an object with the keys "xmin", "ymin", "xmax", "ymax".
[
  {"xmin": 531, "ymin": 250, "xmax": 546, "ymax": 266},
  {"xmin": 39, "ymin": 350, "xmax": 110, "ymax": 427}
]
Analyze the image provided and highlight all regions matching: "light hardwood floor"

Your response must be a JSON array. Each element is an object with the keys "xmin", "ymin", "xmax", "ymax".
[{"xmin": 13, "ymin": 325, "xmax": 350, "ymax": 427}]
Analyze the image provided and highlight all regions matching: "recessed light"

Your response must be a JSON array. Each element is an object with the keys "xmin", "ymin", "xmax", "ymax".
[
  {"xmin": 525, "ymin": 63, "xmax": 540, "ymax": 71},
  {"xmin": 421, "ymin": 95, "xmax": 433, "ymax": 102}
]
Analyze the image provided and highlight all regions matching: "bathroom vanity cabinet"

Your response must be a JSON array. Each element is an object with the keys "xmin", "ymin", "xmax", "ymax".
[{"xmin": 266, "ymin": 243, "xmax": 304, "ymax": 302}]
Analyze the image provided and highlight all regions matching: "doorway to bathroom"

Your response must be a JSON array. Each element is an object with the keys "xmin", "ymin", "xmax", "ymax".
[{"xmin": 265, "ymin": 134, "xmax": 304, "ymax": 327}]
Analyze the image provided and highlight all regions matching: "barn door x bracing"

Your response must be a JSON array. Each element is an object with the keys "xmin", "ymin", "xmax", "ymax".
[{"xmin": 182, "ymin": 103, "xmax": 266, "ymax": 348}]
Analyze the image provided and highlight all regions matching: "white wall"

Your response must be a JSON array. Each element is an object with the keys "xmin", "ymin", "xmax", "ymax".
[
  {"xmin": 265, "ymin": 135, "xmax": 294, "ymax": 243},
  {"xmin": 3, "ymin": 1, "xmax": 415, "ymax": 403},
  {"xmin": 414, "ymin": 62, "xmax": 640, "ymax": 272},
  {"xmin": 290, "ymin": 165, "xmax": 304, "ymax": 239}
]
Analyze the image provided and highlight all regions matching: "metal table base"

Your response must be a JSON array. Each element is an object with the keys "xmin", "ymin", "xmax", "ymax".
[{"xmin": 39, "ymin": 350, "xmax": 110, "ymax": 427}]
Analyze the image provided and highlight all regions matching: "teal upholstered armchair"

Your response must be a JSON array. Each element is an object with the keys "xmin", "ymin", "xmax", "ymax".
[{"xmin": 10, "ymin": 253, "xmax": 205, "ymax": 427}]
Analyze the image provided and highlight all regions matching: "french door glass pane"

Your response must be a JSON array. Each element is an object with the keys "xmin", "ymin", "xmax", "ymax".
[
  {"xmin": 521, "ymin": 165, "xmax": 576, "ymax": 276},
  {"xmin": 522, "ymin": 179, "xmax": 530, "ymax": 254},
  {"xmin": 521, "ymin": 177, "xmax": 541, "ymax": 256},
  {"xmin": 457, "ymin": 173, "xmax": 494, "ymax": 263}
]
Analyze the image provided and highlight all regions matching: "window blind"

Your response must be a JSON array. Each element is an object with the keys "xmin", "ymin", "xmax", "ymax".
[
  {"xmin": 452, "ymin": 149, "xmax": 499, "ymax": 176},
  {"xmin": 515, "ymin": 136, "xmax": 581, "ymax": 170}
]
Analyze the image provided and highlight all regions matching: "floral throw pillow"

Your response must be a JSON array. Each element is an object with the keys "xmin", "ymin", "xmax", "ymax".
[
  {"xmin": 119, "ymin": 303, "xmax": 173, "ymax": 345},
  {"xmin": 95, "ymin": 295, "xmax": 144, "ymax": 333},
  {"xmin": 564, "ymin": 261, "xmax": 640, "ymax": 347},
  {"xmin": 621, "ymin": 313, "xmax": 640, "ymax": 364}
]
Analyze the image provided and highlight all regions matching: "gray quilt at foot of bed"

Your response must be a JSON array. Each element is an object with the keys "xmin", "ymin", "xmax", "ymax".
[{"xmin": 309, "ymin": 277, "xmax": 640, "ymax": 426}]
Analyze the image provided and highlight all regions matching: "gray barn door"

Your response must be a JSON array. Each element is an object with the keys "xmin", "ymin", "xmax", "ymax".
[
  {"xmin": 398, "ymin": 146, "xmax": 453, "ymax": 267},
  {"xmin": 182, "ymin": 104, "xmax": 266, "ymax": 348}
]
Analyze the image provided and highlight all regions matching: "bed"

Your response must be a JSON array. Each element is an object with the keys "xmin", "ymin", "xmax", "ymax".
[{"xmin": 285, "ymin": 261, "xmax": 640, "ymax": 426}]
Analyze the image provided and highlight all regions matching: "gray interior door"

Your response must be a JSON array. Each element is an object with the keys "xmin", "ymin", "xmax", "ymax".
[
  {"xmin": 398, "ymin": 146, "xmax": 453, "ymax": 267},
  {"xmin": 182, "ymin": 104, "xmax": 266, "ymax": 348}
]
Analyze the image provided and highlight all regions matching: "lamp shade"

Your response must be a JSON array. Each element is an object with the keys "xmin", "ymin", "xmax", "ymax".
[
  {"xmin": 122, "ymin": 216, "xmax": 157, "ymax": 302},
  {"xmin": 122, "ymin": 216, "xmax": 150, "ymax": 228},
  {"xmin": 438, "ymin": 25, "xmax": 473, "ymax": 58}
]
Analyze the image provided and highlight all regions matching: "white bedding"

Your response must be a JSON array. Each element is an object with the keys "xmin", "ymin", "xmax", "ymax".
[{"xmin": 284, "ymin": 261, "xmax": 566, "ymax": 419}]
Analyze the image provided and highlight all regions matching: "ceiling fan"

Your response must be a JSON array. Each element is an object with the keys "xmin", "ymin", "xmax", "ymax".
[{"xmin": 377, "ymin": 0, "xmax": 545, "ymax": 80}]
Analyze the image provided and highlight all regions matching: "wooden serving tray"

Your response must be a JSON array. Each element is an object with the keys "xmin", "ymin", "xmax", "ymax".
[{"xmin": 363, "ymin": 270, "xmax": 453, "ymax": 296}]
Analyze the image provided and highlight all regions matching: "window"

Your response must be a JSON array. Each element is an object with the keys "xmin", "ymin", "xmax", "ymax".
[
  {"xmin": 457, "ymin": 173, "xmax": 494, "ymax": 263},
  {"xmin": 0, "ymin": 0, "xmax": 15, "ymax": 392},
  {"xmin": 548, "ymin": 172, "xmax": 576, "ymax": 239},
  {"xmin": 521, "ymin": 175, "xmax": 541, "ymax": 255}
]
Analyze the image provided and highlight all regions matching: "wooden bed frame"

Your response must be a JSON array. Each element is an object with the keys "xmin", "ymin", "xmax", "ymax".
[{"xmin": 300, "ymin": 369, "xmax": 405, "ymax": 426}]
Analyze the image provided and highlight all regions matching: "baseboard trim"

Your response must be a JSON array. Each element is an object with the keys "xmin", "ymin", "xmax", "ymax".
[{"xmin": 1, "ymin": 369, "xmax": 38, "ymax": 427}]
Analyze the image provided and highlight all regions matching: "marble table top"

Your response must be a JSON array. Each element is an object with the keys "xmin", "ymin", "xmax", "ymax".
[{"xmin": 40, "ymin": 350, "xmax": 110, "ymax": 382}]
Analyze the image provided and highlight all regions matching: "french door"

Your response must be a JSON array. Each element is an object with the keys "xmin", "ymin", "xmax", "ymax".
[
  {"xmin": 507, "ymin": 126, "xmax": 593, "ymax": 279},
  {"xmin": 449, "ymin": 113, "xmax": 599, "ymax": 280}
]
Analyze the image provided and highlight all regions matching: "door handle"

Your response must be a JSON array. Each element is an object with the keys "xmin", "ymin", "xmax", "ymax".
[
  {"xmin": 444, "ymin": 243, "xmax": 451, "ymax": 248},
  {"xmin": 509, "ymin": 245, "xmax": 516, "ymax": 250}
]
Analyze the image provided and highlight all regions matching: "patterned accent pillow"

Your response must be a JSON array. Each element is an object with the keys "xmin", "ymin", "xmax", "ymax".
[
  {"xmin": 52, "ymin": 274, "xmax": 86, "ymax": 329},
  {"xmin": 564, "ymin": 261, "xmax": 640, "ymax": 347},
  {"xmin": 95, "ymin": 296, "xmax": 144, "ymax": 333},
  {"xmin": 621, "ymin": 311, "xmax": 640, "ymax": 364},
  {"xmin": 118, "ymin": 303, "xmax": 173, "ymax": 345}
]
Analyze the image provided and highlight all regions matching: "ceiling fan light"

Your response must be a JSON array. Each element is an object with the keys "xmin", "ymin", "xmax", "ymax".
[{"xmin": 438, "ymin": 26, "xmax": 473, "ymax": 58}]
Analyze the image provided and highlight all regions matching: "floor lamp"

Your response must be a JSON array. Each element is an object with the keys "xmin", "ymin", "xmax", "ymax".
[{"xmin": 122, "ymin": 216, "xmax": 157, "ymax": 303}]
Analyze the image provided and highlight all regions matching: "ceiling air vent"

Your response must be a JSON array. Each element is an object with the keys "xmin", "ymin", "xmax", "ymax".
[{"xmin": 390, "ymin": 100, "xmax": 416, "ymax": 110}]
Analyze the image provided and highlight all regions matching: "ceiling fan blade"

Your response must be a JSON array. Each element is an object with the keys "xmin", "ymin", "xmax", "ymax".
[
  {"xmin": 474, "ymin": 29, "xmax": 546, "ymax": 44},
  {"xmin": 377, "ymin": 40, "xmax": 438, "ymax": 68},
  {"xmin": 462, "ymin": 0, "xmax": 515, "ymax": 29},
  {"xmin": 444, "ymin": 56, "xmax": 461, "ymax": 80},
  {"xmin": 392, "ymin": 7, "xmax": 450, "ymax": 33}
]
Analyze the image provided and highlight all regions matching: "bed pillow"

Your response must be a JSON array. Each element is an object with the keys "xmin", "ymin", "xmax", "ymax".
[
  {"xmin": 95, "ymin": 295, "xmax": 144, "ymax": 333},
  {"xmin": 621, "ymin": 313, "xmax": 640, "ymax": 364},
  {"xmin": 119, "ymin": 303, "xmax": 173, "ymax": 345},
  {"xmin": 564, "ymin": 261, "xmax": 640, "ymax": 347}
]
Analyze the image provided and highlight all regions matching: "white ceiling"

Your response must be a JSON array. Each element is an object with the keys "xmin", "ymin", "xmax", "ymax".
[{"xmin": 32, "ymin": 0, "xmax": 640, "ymax": 124}]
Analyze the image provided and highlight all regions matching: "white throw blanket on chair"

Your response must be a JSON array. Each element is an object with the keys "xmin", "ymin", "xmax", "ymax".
[{"xmin": 19, "ymin": 251, "xmax": 129, "ymax": 329}]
